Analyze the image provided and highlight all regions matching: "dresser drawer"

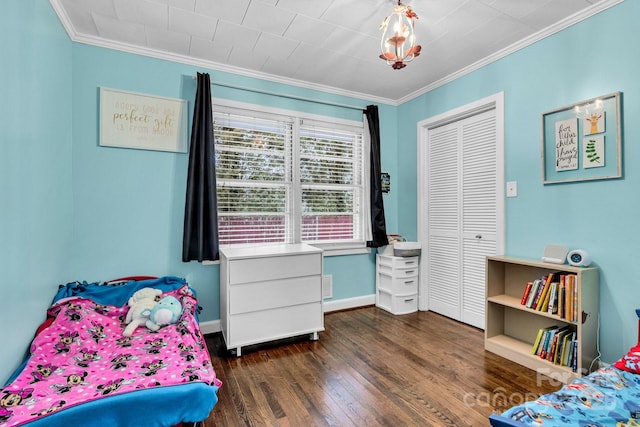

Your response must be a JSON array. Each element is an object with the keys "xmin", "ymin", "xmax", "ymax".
[
  {"xmin": 229, "ymin": 275, "xmax": 321, "ymax": 315},
  {"xmin": 229, "ymin": 253, "xmax": 321, "ymax": 284},
  {"xmin": 228, "ymin": 303, "xmax": 323, "ymax": 347},
  {"xmin": 377, "ymin": 273, "xmax": 418, "ymax": 295}
]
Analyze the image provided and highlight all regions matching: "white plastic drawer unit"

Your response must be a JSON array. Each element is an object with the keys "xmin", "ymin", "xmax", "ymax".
[
  {"xmin": 220, "ymin": 244, "xmax": 324, "ymax": 356},
  {"xmin": 375, "ymin": 254, "xmax": 420, "ymax": 315}
]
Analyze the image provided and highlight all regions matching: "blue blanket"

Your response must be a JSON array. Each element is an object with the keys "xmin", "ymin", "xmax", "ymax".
[{"xmin": 490, "ymin": 366, "xmax": 640, "ymax": 427}]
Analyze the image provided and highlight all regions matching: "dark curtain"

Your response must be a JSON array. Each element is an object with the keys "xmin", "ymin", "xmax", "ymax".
[
  {"xmin": 182, "ymin": 72, "xmax": 220, "ymax": 262},
  {"xmin": 365, "ymin": 105, "xmax": 389, "ymax": 248}
]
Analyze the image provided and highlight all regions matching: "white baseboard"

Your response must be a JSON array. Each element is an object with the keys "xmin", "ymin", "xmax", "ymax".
[
  {"xmin": 323, "ymin": 294, "xmax": 375, "ymax": 313},
  {"xmin": 199, "ymin": 319, "xmax": 221, "ymax": 335},
  {"xmin": 198, "ymin": 294, "xmax": 375, "ymax": 335}
]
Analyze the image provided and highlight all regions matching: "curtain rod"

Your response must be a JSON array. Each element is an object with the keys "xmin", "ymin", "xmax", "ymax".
[{"xmin": 193, "ymin": 76, "xmax": 365, "ymax": 112}]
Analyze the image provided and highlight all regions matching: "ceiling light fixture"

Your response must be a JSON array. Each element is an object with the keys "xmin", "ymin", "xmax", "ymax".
[{"xmin": 379, "ymin": 1, "xmax": 422, "ymax": 70}]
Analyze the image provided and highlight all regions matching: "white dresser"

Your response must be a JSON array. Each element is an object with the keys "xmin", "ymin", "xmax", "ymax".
[
  {"xmin": 219, "ymin": 244, "xmax": 324, "ymax": 356},
  {"xmin": 375, "ymin": 254, "xmax": 419, "ymax": 314}
]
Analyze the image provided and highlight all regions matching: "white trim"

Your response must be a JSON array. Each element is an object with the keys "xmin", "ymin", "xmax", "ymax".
[
  {"xmin": 212, "ymin": 98, "xmax": 363, "ymax": 129},
  {"xmin": 416, "ymin": 92, "xmax": 505, "ymax": 311},
  {"xmin": 50, "ymin": 0, "xmax": 622, "ymax": 106},
  {"xmin": 322, "ymin": 294, "xmax": 375, "ymax": 313},
  {"xmin": 399, "ymin": 0, "xmax": 623, "ymax": 104},
  {"xmin": 199, "ymin": 319, "xmax": 221, "ymax": 335}
]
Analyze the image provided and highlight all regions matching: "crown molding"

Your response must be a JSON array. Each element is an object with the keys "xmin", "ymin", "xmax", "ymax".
[
  {"xmin": 48, "ymin": 1, "xmax": 394, "ymax": 106},
  {"xmin": 398, "ymin": 0, "xmax": 624, "ymax": 104},
  {"xmin": 50, "ymin": 0, "xmax": 623, "ymax": 107}
]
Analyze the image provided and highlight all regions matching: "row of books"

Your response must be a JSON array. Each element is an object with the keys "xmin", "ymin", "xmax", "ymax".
[
  {"xmin": 520, "ymin": 273, "xmax": 579, "ymax": 322},
  {"xmin": 531, "ymin": 325, "xmax": 578, "ymax": 371}
]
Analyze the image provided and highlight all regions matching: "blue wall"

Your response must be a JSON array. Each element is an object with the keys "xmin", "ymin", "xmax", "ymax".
[
  {"xmin": 0, "ymin": 0, "xmax": 73, "ymax": 381},
  {"xmin": 67, "ymin": 43, "xmax": 396, "ymax": 322},
  {"xmin": 2, "ymin": 0, "xmax": 635, "ymax": 384},
  {"xmin": 397, "ymin": 1, "xmax": 638, "ymax": 364}
]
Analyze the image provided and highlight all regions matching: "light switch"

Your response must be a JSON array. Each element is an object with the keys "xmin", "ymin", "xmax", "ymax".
[{"xmin": 506, "ymin": 181, "xmax": 517, "ymax": 197}]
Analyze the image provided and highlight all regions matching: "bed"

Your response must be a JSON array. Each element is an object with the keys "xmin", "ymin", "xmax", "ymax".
[
  {"xmin": 489, "ymin": 310, "xmax": 640, "ymax": 427},
  {"xmin": 0, "ymin": 276, "xmax": 221, "ymax": 427}
]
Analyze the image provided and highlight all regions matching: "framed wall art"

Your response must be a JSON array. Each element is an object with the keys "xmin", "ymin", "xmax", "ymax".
[
  {"xmin": 541, "ymin": 91, "xmax": 622, "ymax": 184},
  {"xmin": 99, "ymin": 87, "xmax": 188, "ymax": 153}
]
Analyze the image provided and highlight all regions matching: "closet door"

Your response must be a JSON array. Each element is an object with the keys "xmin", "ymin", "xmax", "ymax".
[
  {"xmin": 426, "ymin": 108, "xmax": 498, "ymax": 329},
  {"xmin": 426, "ymin": 121, "xmax": 461, "ymax": 321},
  {"xmin": 460, "ymin": 110, "xmax": 497, "ymax": 328}
]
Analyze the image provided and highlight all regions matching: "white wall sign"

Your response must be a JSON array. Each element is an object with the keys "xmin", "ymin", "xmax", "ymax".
[{"xmin": 100, "ymin": 87, "xmax": 188, "ymax": 153}]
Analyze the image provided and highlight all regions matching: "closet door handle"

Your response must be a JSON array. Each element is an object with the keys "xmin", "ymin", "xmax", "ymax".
[{"xmin": 475, "ymin": 234, "xmax": 482, "ymax": 239}]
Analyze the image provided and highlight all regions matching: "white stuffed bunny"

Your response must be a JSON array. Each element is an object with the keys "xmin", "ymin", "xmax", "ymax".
[{"xmin": 122, "ymin": 287, "xmax": 163, "ymax": 336}]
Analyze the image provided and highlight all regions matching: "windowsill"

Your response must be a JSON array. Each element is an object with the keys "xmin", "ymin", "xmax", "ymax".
[{"xmin": 311, "ymin": 244, "xmax": 371, "ymax": 257}]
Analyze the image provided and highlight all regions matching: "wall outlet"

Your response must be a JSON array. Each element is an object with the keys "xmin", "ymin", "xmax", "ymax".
[{"xmin": 506, "ymin": 181, "xmax": 518, "ymax": 197}]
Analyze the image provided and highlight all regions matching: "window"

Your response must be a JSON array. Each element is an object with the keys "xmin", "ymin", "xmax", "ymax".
[{"xmin": 213, "ymin": 100, "xmax": 367, "ymax": 251}]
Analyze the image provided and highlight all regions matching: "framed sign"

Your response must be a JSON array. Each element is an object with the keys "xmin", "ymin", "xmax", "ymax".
[
  {"xmin": 541, "ymin": 92, "xmax": 622, "ymax": 184},
  {"xmin": 100, "ymin": 87, "xmax": 188, "ymax": 153}
]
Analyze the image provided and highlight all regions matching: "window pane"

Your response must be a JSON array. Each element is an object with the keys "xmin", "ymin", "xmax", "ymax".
[
  {"xmin": 217, "ymin": 186, "xmax": 286, "ymax": 213},
  {"xmin": 219, "ymin": 216, "xmax": 286, "ymax": 244},
  {"xmin": 301, "ymin": 215, "xmax": 355, "ymax": 241},
  {"xmin": 300, "ymin": 124, "xmax": 362, "ymax": 243},
  {"xmin": 214, "ymin": 114, "xmax": 287, "ymax": 182},
  {"xmin": 214, "ymin": 111, "xmax": 291, "ymax": 245},
  {"xmin": 213, "ymin": 102, "xmax": 365, "ymax": 247}
]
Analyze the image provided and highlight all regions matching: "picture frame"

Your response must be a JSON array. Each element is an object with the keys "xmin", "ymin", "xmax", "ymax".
[
  {"xmin": 99, "ymin": 87, "xmax": 188, "ymax": 153},
  {"xmin": 541, "ymin": 91, "xmax": 622, "ymax": 184}
]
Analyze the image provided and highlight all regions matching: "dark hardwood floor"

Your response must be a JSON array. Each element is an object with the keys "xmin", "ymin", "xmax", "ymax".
[{"xmin": 204, "ymin": 307, "xmax": 559, "ymax": 426}]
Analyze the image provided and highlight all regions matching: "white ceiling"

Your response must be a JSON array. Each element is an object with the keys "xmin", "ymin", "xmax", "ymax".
[{"xmin": 50, "ymin": 0, "xmax": 618, "ymax": 104}]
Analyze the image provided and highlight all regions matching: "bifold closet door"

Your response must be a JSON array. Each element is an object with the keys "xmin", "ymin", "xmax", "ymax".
[{"xmin": 426, "ymin": 108, "xmax": 497, "ymax": 329}]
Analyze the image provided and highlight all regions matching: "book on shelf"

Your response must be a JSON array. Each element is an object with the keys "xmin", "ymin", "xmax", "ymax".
[
  {"xmin": 533, "ymin": 325, "xmax": 559, "ymax": 358},
  {"xmin": 561, "ymin": 274, "xmax": 578, "ymax": 322},
  {"xmin": 521, "ymin": 272, "xmax": 578, "ymax": 319},
  {"xmin": 531, "ymin": 327, "xmax": 547, "ymax": 355},
  {"xmin": 552, "ymin": 327, "xmax": 571, "ymax": 364},
  {"xmin": 520, "ymin": 281, "xmax": 533, "ymax": 305},
  {"xmin": 538, "ymin": 273, "xmax": 557, "ymax": 311},
  {"xmin": 525, "ymin": 279, "xmax": 542, "ymax": 308},
  {"xmin": 532, "ymin": 276, "xmax": 551, "ymax": 310},
  {"xmin": 531, "ymin": 325, "xmax": 576, "ymax": 366},
  {"xmin": 547, "ymin": 281, "xmax": 558, "ymax": 314},
  {"xmin": 572, "ymin": 276, "xmax": 579, "ymax": 322},
  {"xmin": 558, "ymin": 276, "xmax": 566, "ymax": 319}
]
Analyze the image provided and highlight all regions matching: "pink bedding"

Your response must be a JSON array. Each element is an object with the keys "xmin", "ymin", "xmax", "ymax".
[{"xmin": 0, "ymin": 285, "xmax": 221, "ymax": 427}]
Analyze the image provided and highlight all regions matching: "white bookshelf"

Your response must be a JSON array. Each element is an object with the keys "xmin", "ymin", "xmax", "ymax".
[{"xmin": 484, "ymin": 255, "xmax": 599, "ymax": 384}]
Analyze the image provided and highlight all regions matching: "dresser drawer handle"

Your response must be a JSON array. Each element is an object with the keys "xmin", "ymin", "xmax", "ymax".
[
  {"xmin": 404, "ymin": 270, "xmax": 415, "ymax": 275},
  {"xmin": 404, "ymin": 280, "xmax": 415, "ymax": 284},
  {"xmin": 404, "ymin": 298, "xmax": 415, "ymax": 302}
]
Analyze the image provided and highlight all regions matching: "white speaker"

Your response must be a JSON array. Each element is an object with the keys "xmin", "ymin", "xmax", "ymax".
[{"xmin": 567, "ymin": 249, "xmax": 591, "ymax": 267}]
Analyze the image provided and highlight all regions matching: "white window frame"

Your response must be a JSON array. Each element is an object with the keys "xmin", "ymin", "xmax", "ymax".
[{"xmin": 213, "ymin": 97, "xmax": 370, "ymax": 256}]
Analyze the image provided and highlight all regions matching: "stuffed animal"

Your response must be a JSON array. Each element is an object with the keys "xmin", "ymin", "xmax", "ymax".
[
  {"xmin": 142, "ymin": 295, "xmax": 182, "ymax": 332},
  {"xmin": 122, "ymin": 287, "xmax": 163, "ymax": 336}
]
